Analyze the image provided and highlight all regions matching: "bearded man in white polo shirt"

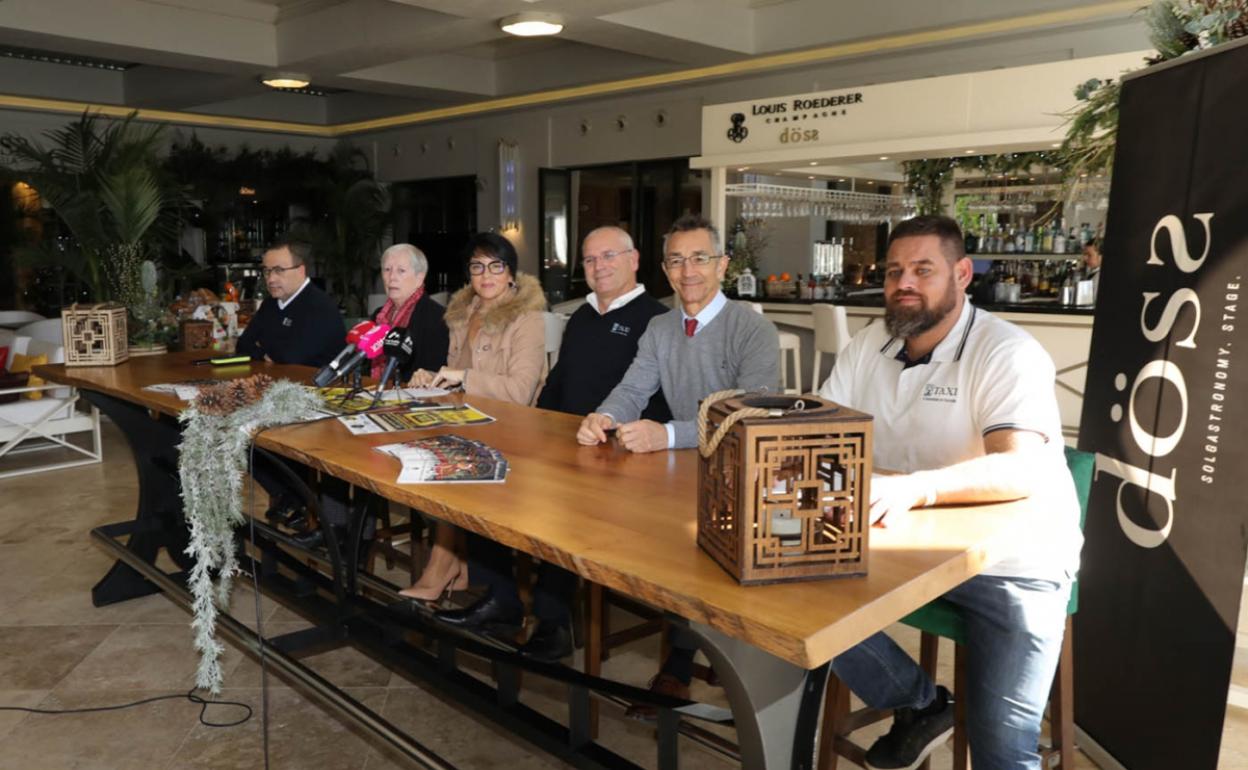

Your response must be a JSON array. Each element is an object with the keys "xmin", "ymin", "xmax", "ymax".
[{"xmin": 818, "ymin": 215, "xmax": 1081, "ymax": 770}]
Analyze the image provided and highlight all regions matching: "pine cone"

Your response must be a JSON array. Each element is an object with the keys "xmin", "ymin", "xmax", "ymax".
[
  {"xmin": 1229, "ymin": 15, "xmax": 1248, "ymax": 41},
  {"xmin": 194, "ymin": 384, "xmax": 233, "ymax": 416}
]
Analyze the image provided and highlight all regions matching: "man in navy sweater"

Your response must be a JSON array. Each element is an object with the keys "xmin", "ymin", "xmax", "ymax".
[
  {"xmin": 435, "ymin": 226, "xmax": 670, "ymax": 660},
  {"xmin": 236, "ymin": 235, "xmax": 345, "ymax": 367}
]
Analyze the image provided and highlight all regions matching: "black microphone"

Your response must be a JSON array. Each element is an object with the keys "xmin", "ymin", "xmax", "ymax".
[
  {"xmin": 374, "ymin": 328, "xmax": 413, "ymax": 393},
  {"xmin": 312, "ymin": 320, "xmax": 374, "ymax": 387}
]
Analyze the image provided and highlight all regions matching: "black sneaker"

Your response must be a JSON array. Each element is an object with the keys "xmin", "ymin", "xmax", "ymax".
[{"xmin": 864, "ymin": 685, "xmax": 954, "ymax": 770}]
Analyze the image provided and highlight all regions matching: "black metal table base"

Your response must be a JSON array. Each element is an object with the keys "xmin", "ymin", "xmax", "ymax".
[{"xmin": 81, "ymin": 386, "xmax": 827, "ymax": 770}]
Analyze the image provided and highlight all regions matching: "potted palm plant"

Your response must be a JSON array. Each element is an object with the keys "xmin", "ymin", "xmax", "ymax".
[{"xmin": 1, "ymin": 111, "xmax": 185, "ymax": 351}]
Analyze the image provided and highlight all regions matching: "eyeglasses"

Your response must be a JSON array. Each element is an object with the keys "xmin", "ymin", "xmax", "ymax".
[
  {"xmin": 582, "ymin": 249, "xmax": 632, "ymax": 267},
  {"xmin": 261, "ymin": 264, "xmax": 302, "ymax": 278},
  {"xmin": 662, "ymin": 253, "xmax": 722, "ymax": 270},
  {"xmin": 468, "ymin": 260, "xmax": 507, "ymax": 275}
]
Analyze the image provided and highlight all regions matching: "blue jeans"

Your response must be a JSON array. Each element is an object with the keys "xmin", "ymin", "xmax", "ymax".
[{"xmin": 832, "ymin": 574, "xmax": 1071, "ymax": 770}]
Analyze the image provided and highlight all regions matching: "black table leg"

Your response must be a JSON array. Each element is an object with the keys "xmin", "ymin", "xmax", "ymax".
[{"xmin": 82, "ymin": 390, "xmax": 191, "ymax": 606}]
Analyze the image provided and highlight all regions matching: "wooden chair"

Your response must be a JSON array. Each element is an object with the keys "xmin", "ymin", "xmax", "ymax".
[{"xmin": 818, "ymin": 447, "xmax": 1094, "ymax": 769}]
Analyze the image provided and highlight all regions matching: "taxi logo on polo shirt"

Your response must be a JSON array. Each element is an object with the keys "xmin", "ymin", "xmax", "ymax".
[{"xmin": 922, "ymin": 384, "xmax": 959, "ymax": 403}]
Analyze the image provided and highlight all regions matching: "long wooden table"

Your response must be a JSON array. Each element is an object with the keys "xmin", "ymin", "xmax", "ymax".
[{"xmin": 37, "ymin": 353, "xmax": 1045, "ymax": 769}]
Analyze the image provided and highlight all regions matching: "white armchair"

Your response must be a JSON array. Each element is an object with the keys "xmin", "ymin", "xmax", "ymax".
[{"xmin": 0, "ymin": 332, "xmax": 103, "ymax": 479}]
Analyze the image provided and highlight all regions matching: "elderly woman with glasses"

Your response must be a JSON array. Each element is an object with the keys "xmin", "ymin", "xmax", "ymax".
[
  {"xmin": 368, "ymin": 243, "xmax": 449, "ymax": 384},
  {"xmin": 402, "ymin": 232, "xmax": 548, "ymax": 602}
]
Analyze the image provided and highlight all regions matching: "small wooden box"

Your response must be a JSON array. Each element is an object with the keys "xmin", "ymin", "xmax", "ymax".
[
  {"xmin": 61, "ymin": 303, "xmax": 129, "ymax": 367},
  {"xmin": 179, "ymin": 320, "xmax": 215, "ymax": 352},
  {"xmin": 697, "ymin": 394, "xmax": 872, "ymax": 585}
]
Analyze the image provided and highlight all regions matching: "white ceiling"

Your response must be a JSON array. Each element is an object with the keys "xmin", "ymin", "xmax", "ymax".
[{"xmin": 0, "ymin": 0, "xmax": 1147, "ymax": 125}]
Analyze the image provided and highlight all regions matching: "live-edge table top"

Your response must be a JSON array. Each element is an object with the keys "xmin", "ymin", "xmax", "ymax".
[{"xmin": 37, "ymin": 353, "xmax": 1042, "ymax": 670}]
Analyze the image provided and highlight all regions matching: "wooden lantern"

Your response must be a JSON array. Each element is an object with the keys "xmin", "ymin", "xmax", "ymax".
[
  {"xmin": 697, "ymin": 392, "xmax": 872, "ymax": 585},
  {"xmin": 179, "ymin": 320, "xmax": 215, "ymax": 352},
  {"xmin": 61, "ymin": 303, "xmax": 129, "ymax": 367}
]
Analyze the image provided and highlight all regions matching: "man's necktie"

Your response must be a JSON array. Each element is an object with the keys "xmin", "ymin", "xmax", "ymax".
[{"xmin": 684, "ymin": 318, "xmax": 698, "ymax": 337}]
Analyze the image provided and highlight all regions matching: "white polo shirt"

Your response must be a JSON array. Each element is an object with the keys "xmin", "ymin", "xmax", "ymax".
[{"xmin": 818, "ymin": 300, "xmax": 1081, "ymax": 579}]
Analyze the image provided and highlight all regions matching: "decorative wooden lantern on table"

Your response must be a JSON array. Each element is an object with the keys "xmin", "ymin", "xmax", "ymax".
[
  {"xmin": 697, "ymin": 390, "xmax": 872, "ymax": 585},
  {"xmin": 179, "ymin": 320, "xmax": 215, "ymax": 352},
  {"xmin": 61, "ymin": 303, "xmax": 129, "ymax": 367}
]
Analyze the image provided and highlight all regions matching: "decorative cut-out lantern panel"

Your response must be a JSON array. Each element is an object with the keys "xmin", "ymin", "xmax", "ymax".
[
  {"xmin": 697, "ymin": 394, "xmax": 872, "ymax": 585},
  {"xmin": 62, "ymin": 303, "xmax": 129, "ymax": 367}
]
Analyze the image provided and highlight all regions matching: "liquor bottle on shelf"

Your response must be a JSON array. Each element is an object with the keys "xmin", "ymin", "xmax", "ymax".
[
  {"xmin": 1041, "ymin": 223, "xmax": 1054, "ymax": 253},
  {"xmin": 1067, "ymin": 227, "xmax": 1080, "ymax": 254},
  {"xmin": 1053, "ymin": 223, "xmax": 1066, "ymax": 255},
  {"xmin": 1004, "ymin": 225, "xmax": 1016, "ymax": 253},
  {"xmin": 964, "ymin": 226, "xmax": 979, "ymax": 255},
  {"xmin": 1024, "ymin": 226, "xmax": 1035, "ymax": 254},
  {"xmin": 1014, "ymin": 225, "xmax": 1026, "ymax": 253}
]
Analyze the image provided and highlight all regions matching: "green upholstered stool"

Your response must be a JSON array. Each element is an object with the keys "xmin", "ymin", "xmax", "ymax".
[{"xmin": 818, "ymin": 447, "xmax": 1094, "ymax": 770}]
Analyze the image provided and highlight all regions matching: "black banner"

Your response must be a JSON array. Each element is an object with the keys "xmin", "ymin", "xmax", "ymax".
[{"xmin": 1076, "ymin": 42, "xmax": 1248, "ymax": 769}]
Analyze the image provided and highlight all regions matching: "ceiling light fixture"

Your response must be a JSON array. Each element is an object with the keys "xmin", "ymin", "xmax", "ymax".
[
  {"xmin": 500, "ymin": 12, "xmax": 564, "ymax": 37},
  {"xmin": 262, "ymin": 74, "xmax": 310, "ymax": 89},
  {"xmin": 878, "ymin": 156, "xmax": 889, "ymax": 160}
]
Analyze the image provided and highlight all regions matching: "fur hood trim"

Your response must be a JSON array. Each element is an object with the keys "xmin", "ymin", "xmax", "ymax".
[{"xmin": 444, "ymin": 272, "xmax": 547, "ymax": 332}]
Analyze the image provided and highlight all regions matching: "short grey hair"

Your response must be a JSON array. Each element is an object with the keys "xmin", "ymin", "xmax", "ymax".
[
  {"xmin": 583, "ymin": 226, "xmax": 635, "ymax": 253},
  {"xmin": 382, "ymin": 243, "xmax": 428, "ymax": 274},
  {"xmin": 662, "ymin": 213, "xmax": 722, "ymax": 255}
]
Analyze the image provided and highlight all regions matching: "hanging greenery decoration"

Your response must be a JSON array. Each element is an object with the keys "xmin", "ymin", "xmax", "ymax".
[
  {"xmin": 178, "ymin": 375, "xmax": 320, "ymax": 693},
  {"xmin": 1058, "ymin": 1, "xmax": 1248, "ymax": 179},
  {"xmin": 903, "ymin": 158, "xmax": 956, "ymax": 215}
]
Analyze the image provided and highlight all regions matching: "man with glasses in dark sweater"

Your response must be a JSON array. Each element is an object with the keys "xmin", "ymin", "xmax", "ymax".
[
  {"xmin": 436, "ymin": 226, "xmax": 671, "ymax": 660},
  {"xmin": 236, "ymin": 234, "xmax": 345, "ymax": 367}
]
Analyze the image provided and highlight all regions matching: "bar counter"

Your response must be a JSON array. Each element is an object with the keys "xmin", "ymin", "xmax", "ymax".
[{"xmin": 747, "ymin": 293, "xmax": 1094, "ymax": 442}]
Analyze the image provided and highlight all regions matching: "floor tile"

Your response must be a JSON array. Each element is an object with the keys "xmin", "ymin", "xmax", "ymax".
[
  {"xmin": 0, "ymin": 688, "xmax": 198, "ymax": 770},
  {"xmin": 55, "ymin": 624, "xmax": 242, "ymax": 693},
  {"xmin": 0, "ymin": 625, "xmax": 117, "ymax": 689}
]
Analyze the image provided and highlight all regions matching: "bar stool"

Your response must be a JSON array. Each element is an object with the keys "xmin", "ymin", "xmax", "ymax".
[
  {"xmin": 745, "ymin": 302, "xmax": 803, "ymax": 394},
  {"xmin": 811, "ymin": 304, "xmax": 850, "ymax": 393},
  {"xmin": 818, "ymin": 447, "xmax": 1094, "ymax": 769}
]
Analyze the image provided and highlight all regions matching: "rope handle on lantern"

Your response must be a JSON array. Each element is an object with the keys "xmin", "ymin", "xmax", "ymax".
[{"xmin": 697, "ymin": 389, "xmax": 809, "ymax": 458}]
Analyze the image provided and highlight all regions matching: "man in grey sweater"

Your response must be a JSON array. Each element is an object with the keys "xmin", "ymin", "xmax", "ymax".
[
  {"xmin": 577, "ymin": 213, "xmax": 779, "ymax": 717},
  {"xmin": 578, "ymin": 215, "xmax": 779, "ymax": 452}
]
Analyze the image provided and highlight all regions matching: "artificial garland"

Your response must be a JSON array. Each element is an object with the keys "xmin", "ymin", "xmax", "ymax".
[
  {"xmin": 1059, "ymin": 0, "xmax": 1248, "ymax": 178},
  {"xmin": 178, "ymin": 375, "xmax": 321, "ymax": 693}
]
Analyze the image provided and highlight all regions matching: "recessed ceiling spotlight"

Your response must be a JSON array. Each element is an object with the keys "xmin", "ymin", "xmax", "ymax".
[
  {"xmin": 878, "ymin": 156, "xmax": 889, "ymax": 160},
  {"xmin": 1050, "ymin": 142, "xmax": 1061, "ymax": 148},
  {"xmin": 500, "ymin": 12, "xmax": 564, "ymax": 36},
  {"xmin": 808, "ymin": 175, "xmax": 816, "ymax": 179},
  {"xmin": 809, "ymin": 161, "xmax": 818, "ymax": 166},
  {"xmin": 964, "ymin": 149, "xmax": 975, "ymax": 154},
  {"xmin": 262, "ymin": 73, "xmax": 310, "ymax": 89}
]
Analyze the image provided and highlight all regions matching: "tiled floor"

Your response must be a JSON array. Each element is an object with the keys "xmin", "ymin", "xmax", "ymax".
[{"xmin": 0, "ymin": 422, "xmax": 1244, "ymax": 768}]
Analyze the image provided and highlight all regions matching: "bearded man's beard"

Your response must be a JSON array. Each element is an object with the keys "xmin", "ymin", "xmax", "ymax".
[{"xmin": 885, "ymin": 279, "xmax": 958, "ymax": 338}]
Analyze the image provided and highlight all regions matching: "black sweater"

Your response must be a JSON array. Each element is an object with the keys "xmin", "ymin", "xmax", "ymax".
[
  {"xmin": 236, "ymin": 282, "xmax": 345, "ymax": 367},
  {"xmin": 370, "ymin": 293, "xmax": 451, "ymax": 382},
  {"xmin": 537, "ymin": 292, "xmax": 672, "ymax": 420}
]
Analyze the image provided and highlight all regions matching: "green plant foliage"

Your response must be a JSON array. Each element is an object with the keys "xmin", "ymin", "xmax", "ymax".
[{"xmin": 0, "ymin": 111, "xmax": 190, "ymax": 305}]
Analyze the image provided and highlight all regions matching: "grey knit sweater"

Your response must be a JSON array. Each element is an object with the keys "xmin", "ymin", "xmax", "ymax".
[{"xmin": 597, "ymin": 297, "xmax": 780, "ymax": 449}]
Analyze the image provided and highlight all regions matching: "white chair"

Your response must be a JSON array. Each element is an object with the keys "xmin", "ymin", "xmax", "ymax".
[
  {"xmin": 0, "ymin": 310, "xmax": 45, "ymax": 329},
  {"xmin": 811, "ymin": 304, "xmax": 851, "ymax": 393},
  {"xmin": 0, "ymin": 334, "xmax": 103, "ymax": 480},
  {"xmin": 16, "ymin": 318, "xmax": 63, "ymax": 344},
  {"xmin": 550, "ymin": 297, "xmax": 587, "ymax": 316},
  {"xmin": 543, "ymin": 312, "xmax": 567, "ymax": 370},
  {"xmin": 744, "ymin": 302, "xmax": 803, "ymax": 395}
]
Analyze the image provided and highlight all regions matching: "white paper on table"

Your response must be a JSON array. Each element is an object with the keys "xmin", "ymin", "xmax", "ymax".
[
  {"xmin": 390, "ymin": 387, "xmax": 450, "ymax": 399},
  {"xmin": 174, "ymin": 385, "xmax": 203, "ymax": 401}
]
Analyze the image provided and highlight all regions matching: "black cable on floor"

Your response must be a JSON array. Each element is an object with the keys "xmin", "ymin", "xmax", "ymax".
[{"xmin": 0, "ymin": 688, "xmax": 252, "ymax": 728}]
